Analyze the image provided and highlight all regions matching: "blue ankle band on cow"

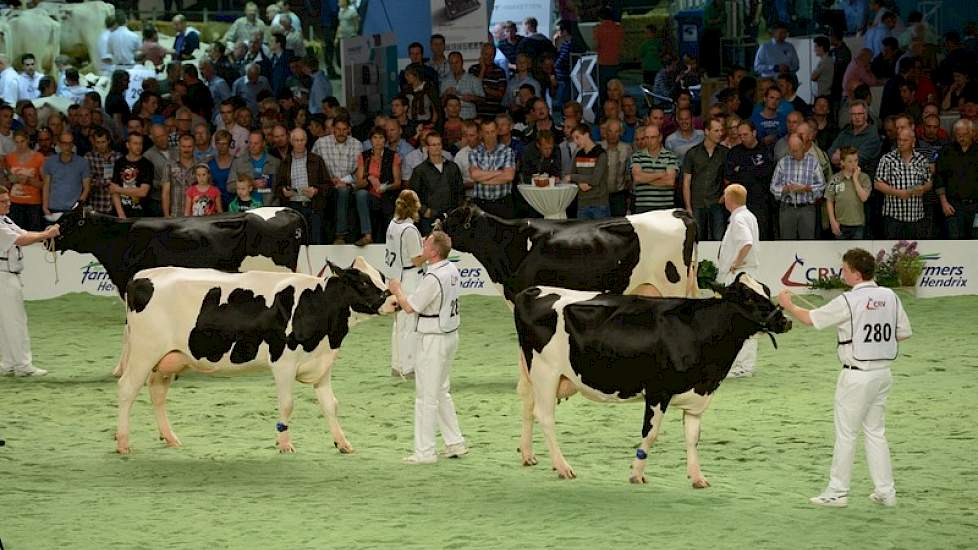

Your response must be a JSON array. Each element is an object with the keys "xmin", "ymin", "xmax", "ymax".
[
  {"xmin": 276, "ymin": 422, "xmax": 289, "ymax": 433},
  {"xmin": 636, "ymin": 449, "xmax": 648, "ymax": 460}
]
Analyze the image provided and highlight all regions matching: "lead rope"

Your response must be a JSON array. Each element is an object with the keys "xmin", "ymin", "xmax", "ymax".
[{"xmin": 43, "ymin": 237, "xmax": 60, "ymax": 284}]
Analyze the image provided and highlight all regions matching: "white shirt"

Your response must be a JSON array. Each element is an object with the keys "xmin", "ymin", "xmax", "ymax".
[
  {"xmin": 0, "ymin": 130, "xmax": 15, "ymax": 156},
  {"xmin": 108, "ymin": 26, "xmax": 141, "ymax": 66},
  {"xmin": 718, "ymin": 205, "xmax": 760, "ymax": 276},
  {"xmin": 0, "ymin": 215, "xmax": 25, "ymax": 273},
  {"xmin": 0, "ymin": 67, "xmax": 19, "ymax": 106},
  {"xmin": 810, "ymin": 281, "xmax": 912, "ymax": 370},
  {"xmin": 17, "ymin": 73, "xmax": 42, "ymax": 101},
  {"xmin": 271, "ymin": 12, "xmax": 302, "ymax": 34},
  {"xmin": 454, "ymin": 144, "xmax": 475, "ymax": 193}
]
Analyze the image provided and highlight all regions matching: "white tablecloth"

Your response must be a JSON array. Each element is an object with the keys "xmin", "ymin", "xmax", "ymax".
[{"xmin": 518, "ymin": 184, "xmax": 578, "ymax": 219}]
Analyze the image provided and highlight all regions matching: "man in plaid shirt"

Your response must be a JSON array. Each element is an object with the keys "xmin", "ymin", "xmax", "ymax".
[
  {"xmin": 874, "ymin": 128, "xmax": 932, "ymax": 239},
  {"xmin": 312, "ymin": 115, "xmax": 361, "ymax": 243},
  {"xmin": 770, "ymin": 134, "xmax": 826, "ymax": 239},
  {"xmin": 83, "ymin": 128, "xmax": 121, "ymax": 214},
  {"xmin": 468, "ymin": 118, "xmax": 516, "ymax": 218}
]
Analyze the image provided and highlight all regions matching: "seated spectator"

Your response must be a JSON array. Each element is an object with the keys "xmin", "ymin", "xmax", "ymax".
[
  {"xmin": 358, "ymin": 126, "xmax": 401, "ymax": 243},
  {"xmin": 942, "ymin": 68, "xmax": 978, "ymax": 112},
  {"xmin": 186, "ymin": 163, "xmax": 223, "ymax": 216},
  {"xmin": 403, "ymin": 66, "xmax": 439, "ymax": 129},
  {"xmin": 275, "ymin": 128, "xmax": 330, "ymax": 243},
  {"xmin": 440, "ymin": 51, "xmax": 483, "ymax": 121},
  {"xmin": 312, "ymin": 115, "xmax": 361, "ymax": 244}
]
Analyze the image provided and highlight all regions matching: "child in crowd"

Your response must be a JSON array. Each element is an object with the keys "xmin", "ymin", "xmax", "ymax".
[
  {"xmin": 228, "ymin": 174, "xmax": 264, "ymax": 213},
  {"xmin": 185, "ymin": 163, "xmax": 223, "ymax": 216}
]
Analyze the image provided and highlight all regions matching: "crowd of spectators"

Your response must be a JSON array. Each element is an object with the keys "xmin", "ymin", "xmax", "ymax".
[{"xmin": 0, "ymin": 1, "xmax": 976, "ymax": 243}]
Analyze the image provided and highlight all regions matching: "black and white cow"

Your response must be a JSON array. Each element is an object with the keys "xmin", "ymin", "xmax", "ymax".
[
  {"xmin": 115, "ymin": 257, "xmax": 397, "ymax": 455},
  {"xmin": 51, "ymin": 206, "xmax": 307, "ymax": 298},
  {"xmin": 437, "ymin": 205, "xmax": 699, "ymax": 301},
  {"xmin": 513, "ymin": 274, "xmax": 791, "ymax": 486}
]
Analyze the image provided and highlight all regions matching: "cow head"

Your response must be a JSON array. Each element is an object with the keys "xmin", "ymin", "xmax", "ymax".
[
  {"xmin": 44, "ymin": 203, "xmax": 96, "ymax": 253},
  {"xmin": 326, "ymin": 257, "xmax": 397, "ymax": 315},
  {"xmin": 435, "ymin": 202, "xmax": 484, "ymax": 252},
  {"xmin": 716, "ymin": 273, "xmax": 792, "ymax": 342}
]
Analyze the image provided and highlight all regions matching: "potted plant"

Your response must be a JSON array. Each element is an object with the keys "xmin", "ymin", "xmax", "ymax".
[
  {"xmin": 875, "ymin": 241, "xmax": 925, "ymax": 292},
  {"xmin": 697, "ymin": 259, "xmax": 719, "ymax": 298},
  {"xmin": 807, "ymin": 273, "xmax": 849, "ymax": 300}
]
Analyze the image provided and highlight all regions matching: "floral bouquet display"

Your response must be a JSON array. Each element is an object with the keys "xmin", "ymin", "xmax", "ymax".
[{"xmin": 875, "ymin": 240, "xmax": 925, "ymax": 288}]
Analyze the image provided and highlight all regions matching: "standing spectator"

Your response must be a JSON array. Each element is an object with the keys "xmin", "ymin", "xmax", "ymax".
[
  {"xmin": 874, "ymin": 128, "xmax": 931, "ymax": 239},
  {"xmin": 631, "ymin": 124, "xmax": 679, "ymax": 214},
  {"xmin": 172, "ymin": 15, "xmax": 200, "ymax": 61},
  {"xmin": 277, "ymin": 14, "xmax": 305, "ymax": 57},
  {"xmin": 829, "ymin": 29, "xmax": 852, "ymax": 103},
  {"xmin": 17, "ymin": 54, "xmax": 43, "ymax": 101},
  {"xmin": 192, "ymin": 124, "xmax": 216, "ymax": 162},
  {"xmin": 427, "ymin": 34, "xmax": 451, "ymax": 84},
  {"xmin": 751, "ymin": 86, "xmax": 789, "ymax": 146},
  {"xmin": 312, "ymin": 116, "xmax": 361, "ymax": 244},
  {"xmin": 828, "ymin": 101, "xmax": 882, "ymax": 176},
  {"xmin": 439, "ymin": 95, "xmax": 464, "ymax": 148},
  {"xmin": 453, "ymin": 121, "xmax": 479, "ymax": 197},
  {"xmin": 770, "ymin": 134, "xmax": 826, "ymax": 239},
  {"xmin": 812, "ymin": 96, "xmax": 839, "ymax": 151},
  {"xmin": 334, "ymin": 0, "xmax": 361, "ymax": 72},
  {"xmin": 228, "ymin": 173, "xmax": 263, "ymax": 212},
  {"xmin": 469, "ymin": 43, "xmax": 507, "ymax": 121},
  {"xmin": 208, "ymin": 130, "xmax": 235, "ymax": 208},
  {"xmin": 601, "ymin": 119, "xmax": 632, "ymax": 217},
  {"xmin": 842, "ymin": 49, "xmax": 882, "ymax": 100},
  {"xmin": 665, "ymin": 108, "xmax": 705, "ymax": 165},
  {"xmin": 522, "ymin": 98, "xmax": 562, "ymax": 145},
  {"xmin": 107, "ymin": 12, "xmax": 141, "ymax": 68},
  {"xmin": 263, "ymin": 33, "xmax": 293, "ymax": 96},
  {"xmin": 469, "ymin": 118, "xmax": 516, "ymax": 218},
  {"xmin": 554, "ymin": 21, "xmax": 586, "ymax": 115},
  {"xmin": 725, "ymin": 120, "xmax": 776, "ymax": 240},
  {"xmin": 774, "ymin": 111, "xmax": 805, "ymax": 160},
  {"xmin": 105, "ymin": 70, "xmax": 132, "ymax": 131},
  {"xmin": 683, "ymin": 119, "xmax": 728, "ymax": 240},
  {"xmin": 404, "ymin": 66, "xmax": 439, "ymax": 128},
  {"xmin": 3, "ymin": 130, "xmax": 45, "ymax": 231},
  {"xmin": 503, "ymin": 54, "xmax": 541, "ymax": 109},
  {"xmin": 701, "ymin": 0, "xmax": 725, "ymax": 77},
  {"xmin": 778, "ymin": 73, "xmax": 810, "ymax": 116},
  {"xmin": 411, "ymin": 132, "xmax": 464, "ymax": 234},
  {"xmin": 199, "ymin": 61, "xmax": 231, "ymax": 116},
  {"xmin": 224, "ymin": 2, "xmax": 267, "ymax": 48},
  {"xmin": 593, "ymin": 7, "xmax": 624, "ymax": 98},
  {"xmin": 269, "ymin": 124, "xmax": 292, "ymax": 160},
  {"xmin": 639, "ymin": 24, "xmax": 664, "ymax": 86},
  {"xmin": 215, "ymin": 99, "xmax": 249, "ymax": 157},
  {"xmin": 520, "ymin": 129, "xmax": 562, "ymax": 186},
  {"xmin": 276, "ymin": 128, "xmax": 330, "ymax": 243},
  {"xmin": 753, "ymin": 23, "xmax": 799, "ymax": 78},
  {"xmin": 162, "ymin": 134, "xmax": 196, "ymax": 217},
  {"xmin": 497, "ymin": 21, "xmax": 523, "ymax": 68},
  {"xmin": 83, "ymin": 128, "xmax": 120, "ymax": 214},
  {"xmin": 568, "ymin": 124, "xmax": 609, "ymax": 219},
  {"xmin": 441, "ymin": 51, "xmax": 483, "ymax": 121},
  {"xmin": 233, "ymin": 64, "xmax": 273, "ymax": 115},
  {"xmin": 140, "ymin": 124, "xmax": 173, "ymax": 217},
  {"xmin": 0, "ymin": 55, "xmax": 19, "ymax": 106},
  {"xmin": 399, "ymin": 42, "xmax": 440, "ymax": 93},
  {"xmin": 185, "ymin": 163, "xmax": 222, "ymax": 216},
  {"xmin": 110, "ymin": 133, "xmax": 154, "ymax": 219},
  {"xmin": 826, "ymin": 147, "xmax": 873, "ymax": 239},
  {"xmin": 403, "ymin": 127, "xmax": 453, "ymax": 186},
  {"xmin": 518, "ymin": 17, "xmax": 557, "ymax": 60},
  {"xmin": 229, "ymin": 130, "xmax": 281, "ymax": 205},
  {"xmin": 41, "ymin": 132, "xmax": 89, "ymax": 216},
  {"xmin": 812, "ymin": 36, "xmax": 835, "ymax": 99},
  {"xmin": 935, "ymin": 119, "xmax": 978, "ymax": 239},
  {"xmin": 305, "ymin": 57, "xmax": 334, "ymax": 116}
]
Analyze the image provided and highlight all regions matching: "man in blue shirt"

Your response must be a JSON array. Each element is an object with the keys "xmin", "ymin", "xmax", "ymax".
[
  {"xmin": 753, "ymin": 23, "xmax": 799, "ymax": 78},
  {"xmin": 42, "ymin": 132, "xmax": 91, "ymax": 215},
  {"xmin": 751, "ymin": 86, "xmax": 789, "ymax": 145}
]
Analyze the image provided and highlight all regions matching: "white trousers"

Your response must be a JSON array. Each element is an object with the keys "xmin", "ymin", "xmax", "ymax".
[
  {"xmin": 826, "ymin": 367, "xmax": 895, "ymax": 499},
  {"xmin": 723, "ymin": 267, "xmax": 758, "ymax": 373},
  {"xmin": 0, "ymin": 272, "xmax": 32, "ymax": 372},
  {"xmin": 390, "ymin": 269, "xmax": 420, "ymax": 374},
  {"xmin": 414, "ymin": 332, "xmax": 463, "ymax": 459}
]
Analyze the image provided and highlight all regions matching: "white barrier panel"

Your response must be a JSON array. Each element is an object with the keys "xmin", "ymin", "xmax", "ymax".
[{"xmin": 20, "ymin": 241, "xmax": 977, "ymax": 301}]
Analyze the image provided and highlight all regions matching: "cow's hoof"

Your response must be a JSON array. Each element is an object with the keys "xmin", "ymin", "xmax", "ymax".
[
  {"xmin": 116, "ymin": 446, "xmax": 131, "ymax": 455},
  {"xmin": 629, "ymin": 475, "xmax": 647, "ymax": 484},
  {"xmin": 556, "ymin": 466, "xmax": 576, "ymax": 479},
  {"xmin": 522, "ymin": 455, "xmax": 538, "ymax": 466},
  {"xmin": 163, "ymin": 436, "xmax": 182, "ymax": 448},
  {"xmin": 336, "ymin": 442, "xmax": 355, "ymax": 454},
  {"xmin": 278, "ymin": 444, "xmax": 296, "ymax": 453},
  {"xmin": 691, "ymin": 478, "xmax": 711, "ymax": 489}
]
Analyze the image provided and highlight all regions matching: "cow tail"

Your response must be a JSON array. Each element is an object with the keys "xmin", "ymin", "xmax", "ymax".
[
  {"xmin": 687, "ymin": 245, "xmax": 699, "ymax": 298},
  {"xmin": 304, "ymin": 244, "xmax": 313, "ymax": 275}
]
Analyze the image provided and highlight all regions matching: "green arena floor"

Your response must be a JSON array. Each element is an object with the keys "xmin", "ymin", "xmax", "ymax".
[{"xmin": 2, "ymin": 293, "xmax": 977, "ymax": 549}]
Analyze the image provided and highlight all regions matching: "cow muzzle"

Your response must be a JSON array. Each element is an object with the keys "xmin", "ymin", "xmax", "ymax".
[{"xmin": 377, "ymin": 291, "xmax": 398, "ymax": 315}]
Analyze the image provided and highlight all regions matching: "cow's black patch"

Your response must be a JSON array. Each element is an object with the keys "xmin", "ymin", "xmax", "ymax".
[
  {"xmin": 54, "ymin": 208, "xmax": 306, "ymax": 297},
  {"xmin": 513, "ymin": 288, "xmax": 561, "ymax": 371},
  {"xmin": 671, "ymin": 209, "xmax": 698, "ymax": 269},
  {"xmin": 664, "ymin": 261, "xmax": 681, "ymax": 284},
  {"xmin": 287, "ymin": 279, "xmax": 348, "ymax": 352},
  {"xmin": 189, "ymin": 286, "xmax": 296, "ymax": 363},
  {"xmin": 126, "ymin": 278, "xmax": 154, "ymax": 313}
]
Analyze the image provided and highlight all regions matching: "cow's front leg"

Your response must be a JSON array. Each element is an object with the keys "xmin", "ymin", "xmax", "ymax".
[
  {"xmin": 531, "ymin": 369, "xmax": 574, "ymax": 479},
  {"xmin": 683, "ymin": 411, "xmax": 710, "ymax": 488},
  {"xmin": 313, "ymin": 369, "xmax": 354, "ymax": 454},
  {"xmin": 148, "ymin": 367, "xmax": 181, "ymax": 448},
  {"xmin": 629, "ymin": 395, "xmax": 668, "ymax": 484},
  {"xmin": 272, "ymin": 366, "xmax": 297, "ymax": 453},
  {"xmin": 517, "ymin": 353, "xmax": 537, "ymax": 466}
]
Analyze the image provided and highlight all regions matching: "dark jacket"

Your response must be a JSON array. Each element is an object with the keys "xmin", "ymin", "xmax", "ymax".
[
  {"xmin": 362, "ymin": 148, "xmax": 397, "ymax": 188},
  {"xmin": 410, "ymin": 159, "xmax": 465, "ymax": 217},
  {"xmin": 519, "ymin": 141, "xmax": 562, "ymax": 184},
  {"xmin": 263, "ymin": 50, "xmax": 294, "ymax": 96},
  {"xmin": 274, "ymin": 151, "xmax": 331, "ymax": 210}
]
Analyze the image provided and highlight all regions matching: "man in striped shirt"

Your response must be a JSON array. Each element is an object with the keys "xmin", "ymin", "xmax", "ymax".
[
  {"xmin": 770, "ymin": 134, "xmax": 826, "ymax": 239},
  {"xmin": 630, "ymin": 125, "xmax": 679, "ymax": 213},
  {"xmin": 469, "ymin": 43, "xmax": 507, "ymax": 121}
]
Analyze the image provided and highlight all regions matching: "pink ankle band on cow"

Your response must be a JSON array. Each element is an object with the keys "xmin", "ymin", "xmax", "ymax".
[
  {"xmin": 276, "ymin": 422, "xmax": 288, "ymax": 433},
  {"xmin": 636, "ymin": 449, "xmax": 647, "ymax": 460}
]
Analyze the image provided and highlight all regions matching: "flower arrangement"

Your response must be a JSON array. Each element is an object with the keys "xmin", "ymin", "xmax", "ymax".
[
  {"xmin": 875, "ymin": 240, "xmax": 925, "ymax": 288},
  {"xmin": 808, "ymin": 273, "xmax": 848, "ymax": 290},
  {"xmin": 697, "ymin": 259, "xmax": 718, "ymax": 289}
]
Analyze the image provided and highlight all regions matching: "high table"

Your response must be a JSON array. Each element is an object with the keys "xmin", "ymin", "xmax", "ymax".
[{"xmin": 517, "ymin": 184, "xmax": 579, "ymax": 219}]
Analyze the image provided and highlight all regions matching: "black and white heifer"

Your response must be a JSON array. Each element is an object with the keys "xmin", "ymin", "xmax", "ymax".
[
  {"xmin": 513, "ymin": 274, "xmax": 791, "ymax": 486},
  {"xmin": 437, "ymin": 205, "xmax": 698, "ymax": 301},
  {"xmin": 115, "ymin": 257, "xmax": 397, "ymax": 455},
  {"xmin": 51, "ymin": 206, "xmax": 307, "ymax": 297}
]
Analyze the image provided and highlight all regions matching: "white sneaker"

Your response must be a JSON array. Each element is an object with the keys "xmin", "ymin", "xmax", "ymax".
[
  {"xmin": 14, "ymin": 367, "xmax": 47, "ymax": 377},
  {"xmin": 810, "ymin": 494, "xmax": 848, "ymax": 507},
  {"xmin": 441, "ymin": 443, "xmax": 468, "ymax": 458},
  {"xmin": 402, "ymin": 453, "xmax": 437, "ymax": 465},
  {"xmin": 869, "ymin": 492, "xmax": 897, "ymax": 507},
  {"xmin": 726, "ymin": 367, "xmax": 753, "ymax": 379},
  {"xmin": 0, "ymin": 366, "xmax": 14, "ymax": 376}
]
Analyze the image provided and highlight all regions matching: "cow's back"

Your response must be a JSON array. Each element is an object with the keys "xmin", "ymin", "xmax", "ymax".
[{"xmin": 624, "ymin": 209, "xmax": 697, "ymax": 297}]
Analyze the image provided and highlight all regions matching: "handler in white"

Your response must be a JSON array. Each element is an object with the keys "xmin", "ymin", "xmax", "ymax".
[
  {"xmin": 0, "ymin": 185, "xmax": 60, "ymax": 377},
  {"xmin": 389, "ymin": 230, "xmax": 467, "ymax": 464},
  {"xmin": 383, "ymin": 190, "xmax": 425, "ymax": 377},
  {"xmin": 779, "ymin": 248, "xmax": 911, "ymax": 508},
  {"xmin": 717, "ymin": 184, "xmax": 761, "ymax": 378}
]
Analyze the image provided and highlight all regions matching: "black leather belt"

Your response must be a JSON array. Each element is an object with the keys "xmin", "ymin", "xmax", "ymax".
[
  {"xmin": 782, "ymin": 202, "xmax": 814, "ymax": 208},
  {"xmin": 843, "ymin": 365, "xmax": 862, "ymax": 370}
]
